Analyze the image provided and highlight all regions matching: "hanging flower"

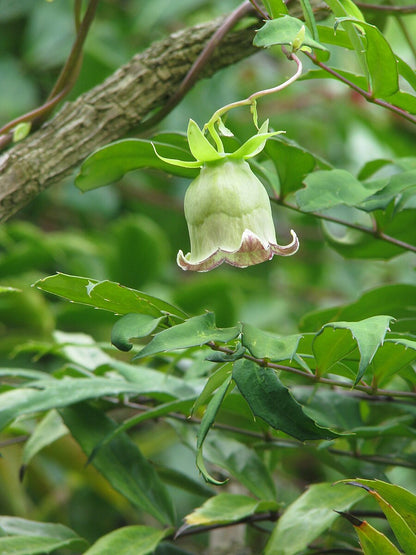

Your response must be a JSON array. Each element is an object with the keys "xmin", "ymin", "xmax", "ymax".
[
  {"xmin": 154, "ymin": 118, "xmax": 299, "ymax": 272},
  {"xmin": 177, "ymin": 159, "xmax": 298, "ymax": 271}
]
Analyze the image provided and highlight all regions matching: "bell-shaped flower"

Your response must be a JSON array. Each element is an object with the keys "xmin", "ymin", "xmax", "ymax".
[
  {"xmin": 154, "ymin": 118, "xmax": 299, "ymax": 271},
  {"xmin": 177, "ymin": 159, "xmax": 298, "ymax": 271}
]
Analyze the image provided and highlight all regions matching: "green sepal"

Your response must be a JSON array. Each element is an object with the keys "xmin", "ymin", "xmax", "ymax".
[
  {"xmin": 152, "ymin": 144, "xmax": 203, "ymax": 169},
  {"xmin": 187, "ymin": 119, "xmax": 223, "ymax": 162}
]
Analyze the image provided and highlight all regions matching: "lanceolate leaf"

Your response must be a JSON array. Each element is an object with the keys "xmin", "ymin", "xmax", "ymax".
[
  {"xmin": 61, "ymin": 403, "xmax": 176, "ymax": 525},
  {"xmin": 232, "ymin": 359, "xmax": 338, "ymax": 441},
  {"xmin": 203, "ymin": 436, "xmax": 277, "ymax": 501},
  {"xmin": 196, "ymin": 375, "xmax": 232, "ymax": 485},
  {"xmin": 336, "ymin": 17, "xmax": 399, "ymax": 98},
  {"xmin": 135, "ymin": 313, "xmax": 241, "ymax": 360},
  {"xmin": 0, "ymin": 372, "xmax": 197, "ymax": 433},
  {"xmin": 34, "ymin": 273, "xmax": 187, "ymax": 319},
  {"xmin": 341, "ymin": 479, "xmax": 416, "ymax": 534},
  {"xmin": 184, "ymin": 494, "xmax": 278, "ymax": 526},
  {"xmin": 0, "ymin": 517, "xmax": 88, "ymax": 553},
  {"xmin": 76, "ymin": 137, "xmax": 199, "ymax": 192},
  {"xmin": 84, "ymin": 525, "xmax": 169, "ymax": 555},
  {"xmin": 265, "ymin": 483, "xmax": 366, "ymax": 555},
  {"xmin": 342, "ymin": 480, "xmax": 416, "ymax": 554},
  {"xmin": 21, "ymin": 409, "xmax": 67, "ymax": 472},
  {"xmin": 111, "ymin": 313, "xmax": 165, "ymax": 352},
  {"xmin": 339, "ymin": 513, "xmax": 402, "ymax": 555}
]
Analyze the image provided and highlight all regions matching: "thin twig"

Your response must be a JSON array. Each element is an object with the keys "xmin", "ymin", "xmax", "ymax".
[
  {"xmin": 47, "ymin": 0, "xmax": 99, "ymax": 101},
  {"xmin": 355, "ymin": 2, "xmax": 416, "ymax": 14},
  {"xmin": 208, "ymin": 343, "xmax": 416, "ymax": 399},
  {"xmin": 249, "ymin": 0, "xmax": 269, "ymax": 20},
  {"xmin": 274, "ymin": 198, "xmax": 416, "ymax": 254},
  {"xmin": 105, "ymin": 395, "xmax": 416, "ymax": 469},
  {"xmin": 304, "ymin": 51, "xmax": 416, "ymax": 125},
  {"xmin": 0, "ymin": 0, "xmax": 99, "ymax": 149},
  {"xmin": 0, "ymin": 86, "xmax": 70, "ymax": 139},
  {"xmin": 0, "ymin": 435, "xmax": 28, "ymax": 448}
]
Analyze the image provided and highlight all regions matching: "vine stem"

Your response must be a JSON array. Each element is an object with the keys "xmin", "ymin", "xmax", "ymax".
[
  {"xmin": 0, "ymin": 0, "xmax": 99, "ymax": 149},
  {"xmin": 273, "ymin": 198, "xmax": 416, "ymax": 254},
  {"xmin": 204, "ymin": 50, "xmax": 303, "ymax": 145}
]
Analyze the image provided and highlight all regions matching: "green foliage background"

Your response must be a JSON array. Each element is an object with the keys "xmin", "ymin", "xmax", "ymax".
[{"xmin": 0, "ymin": 0, "xmax": 416, "ymax": 554}]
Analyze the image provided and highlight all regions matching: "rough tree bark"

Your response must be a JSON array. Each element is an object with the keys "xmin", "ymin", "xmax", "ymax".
[
  {"xmin": 0, "ymin": 2, "xmax": 328, "ymax": 222},
  {"xmin": 0, "ymin": 20, "xmax": 258, "ymax": 223}
]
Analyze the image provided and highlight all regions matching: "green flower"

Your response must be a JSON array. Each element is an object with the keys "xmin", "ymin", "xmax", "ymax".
[
  {"xmin": 154, "ymin": 118, "xmax": 299, "ymax": 271},
  {"xmin": 177, "ymin": 159, "xmax": 298, "ymax": 271}
]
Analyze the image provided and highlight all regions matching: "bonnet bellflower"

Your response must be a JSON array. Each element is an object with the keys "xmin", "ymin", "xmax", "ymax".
[{"xmin": 155, "ymin": 119, "xmax": 299, "ymax": 272}]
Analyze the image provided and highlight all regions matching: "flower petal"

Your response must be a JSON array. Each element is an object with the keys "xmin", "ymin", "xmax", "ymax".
[{"xmin": 177, "ymin": 229, "xmax": 299, "ymax": 272}]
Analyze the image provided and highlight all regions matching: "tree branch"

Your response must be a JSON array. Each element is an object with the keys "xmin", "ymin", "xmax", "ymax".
[{"xmin": 0, "ymin": 19, "xmax": 258, "ymax": 222}]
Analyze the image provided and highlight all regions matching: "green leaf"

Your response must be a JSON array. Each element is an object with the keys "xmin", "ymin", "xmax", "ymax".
[
  {"xmin": 21, "ymin": 409, "xmax": 67, "ymax": 472},
  {"xmin": 358, "ymin": 158, "xmax": 392, "ymax": 180},
  {"xmin": 111, "ymin": 313, "xmax": 165, "ymax": 352},
  {"xmin": 153, "ymin": 463, "xmax": 214, "ymax": 499},
  {"xmin": 34, "ymin": 273, "xmax": 187, "ymax": 319},
  {"xmin": 254, "ymin": 15, "xmax": 329, "ymax": 52},
  {"xmin": 0, "ymin": 372, "xmax": 197, "ymax": 433},
  {"xmin": 202, "ymin": 435, "xmax": 277, "ymax": 501},
  {"xmin": 317, "ymin": 24, "xmax": 353, "ymax": 49},
  {"xmin": 343, "ymin": 481, "xmax": 416, "ymax": 554},
  {"xmin": 372, "ymin": 338, "xmax": 416, "ymax": 387},
  {"xmin": 264, "ymin": 482, "xmax": 366, "ymax": 555},
  {"xmin": 342, "ymin": 479, "xmax": 416, "ymax": 535},
  {"xmin": 264, "ymin": 136, "xmax": 320, "ymax": 196},
  {"xmin": 336, "ymin": 17, "xmax": 399, "ymax": 98},
  {"xmin": 299, "ymin": 0, "xmax": 318, "ymax": 40},
  {"xmin": 196, "ymin": 375, "xmax": 232, "ymax": 484},
  {"xmin": 134, "ymin": 313, "xmax": 241, "ymax": 360},
  {"xmin": 0, "ymin": 516, "xmax": 88, "ymax": 554},
  {"xmin": 229, "ymin": 127, "xmax": 284, "ymax": 160},
  {"xmin": 0, "ymin": 368, "xmax": 49, "ymax": 381},
  {"xmin": 262, "ymin": 0, "xmax": 288, "ymax": 17},
  {"xmin": 300, "ymin": 284, "xmax": 416, "ymax": 334},
  {"xmin": 61, "ymin": 403, "xmax": 175, "ymax": 525},
  {"xmin": 339, "ymin": 513, "xmax": 402, "ymax": 555},
  {"xmin": 325, "ymin": 0, "xmax": 367, "ymax": 78},
  {"xmin": 322, "ymin": 208, "xmax": 416, "ymax": 259},
  {"xmin": 232, "ymin": 358, "xmax": 338, "ymax": 440},
  {"xmin": 296, "ymin": 169, "xmax": 375, "ymax": 212},
  {"xmin": 75, "ymin": 138, "xmax": 199, "ymax": 191},
  {"xmin": 314, "ymin": 315, "xmax": 393, "ymax": 383},
  {"xmin": 12, "ymin": 121, "xmax": 31, "ymax": 143},
  {"xmin": 359, "ymin": 169, "xmax": 416, "ymax": 212},
  {"xmin": 88, "ymin": 398, "xmax": 194, "ymax": 464},
  {"xmin": 184, "ymin": 493, "xmax": 278, "ymax": 526},
  {"xmin": 84, "ymin": 525, "xmax": 169, "ymax": 555},
  {"xmin": 192, "ymin": 364, "xmax": 233, "ymax": 415},
  {"xmin": 242, "ymin": 323, "xmax": 302, "ymax": 362},
  {"xmin": 0, "ymin": 285, "xmax": 21, "ymax": 294},
  {"xmin": 187, "ymin": 119, "xmax": 222, "ymax": 162}
]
